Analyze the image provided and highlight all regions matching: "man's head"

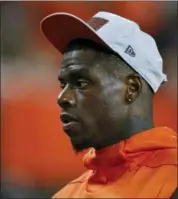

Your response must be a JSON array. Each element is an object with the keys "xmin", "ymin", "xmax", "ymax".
[
  {"xmin": 57, "ymin": 39, "xmax": 154, "ymax": 152},
  {"xmin": 41, "ymin": 11, "xmax": 167, "ymax": 152}
]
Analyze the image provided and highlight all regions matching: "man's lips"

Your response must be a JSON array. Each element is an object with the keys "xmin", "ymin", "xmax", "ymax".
[
  {"xmin": 62, "ymin": 121, "xmax": 78, "ymax": 131},
  {"xmin": 60, "ymin": 112, "xmax": 78, "ymax": 131}
]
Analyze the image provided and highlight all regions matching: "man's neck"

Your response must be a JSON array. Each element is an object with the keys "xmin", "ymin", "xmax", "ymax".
[
  {"xmin": 95, "ymin": 116, "xmax": 154, "ymax": 151},
  {"xmin": 127, "ymin": 116, "xmax": 154, "ymax": 137}
]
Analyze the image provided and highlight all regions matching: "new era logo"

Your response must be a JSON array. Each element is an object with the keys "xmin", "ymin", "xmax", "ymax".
[{"xmin": 125, "ymin": 45, "xmax": 136, "ymax": 57}]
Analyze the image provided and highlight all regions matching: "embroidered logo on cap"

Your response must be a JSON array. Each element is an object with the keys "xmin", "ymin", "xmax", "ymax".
[
  {"xmin": 87, "ymin": 17, "xmax": 109, "ymax": 31},
  {"xmin": 125, "ymin": 45, "xmax": 136, "ymax": 57}
]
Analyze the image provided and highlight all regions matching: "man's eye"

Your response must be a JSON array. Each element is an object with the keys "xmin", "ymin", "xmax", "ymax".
[{"xmin": 76, "ymin": 80, "xmax": 89, "ymax": 90}]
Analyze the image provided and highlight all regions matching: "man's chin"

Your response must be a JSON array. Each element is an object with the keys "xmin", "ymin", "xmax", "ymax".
[{"xmin": 70, "ymin": 135, "xmax": 94, "ymax": 153}]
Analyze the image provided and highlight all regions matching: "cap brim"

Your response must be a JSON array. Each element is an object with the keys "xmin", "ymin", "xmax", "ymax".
[{"xmin": 41, "ymin": 12, "xmax": 110, "ymax": 53}]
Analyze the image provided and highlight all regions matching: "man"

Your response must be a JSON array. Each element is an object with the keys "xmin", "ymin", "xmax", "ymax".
[{"xmin": 41, "ymin": 12, "xmax": 177, "ymax": 198}]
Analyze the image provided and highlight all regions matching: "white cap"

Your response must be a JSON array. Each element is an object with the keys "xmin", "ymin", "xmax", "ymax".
[{"xmin": 41, "ymin": 11, "xmax": 167, "ymax": 92}]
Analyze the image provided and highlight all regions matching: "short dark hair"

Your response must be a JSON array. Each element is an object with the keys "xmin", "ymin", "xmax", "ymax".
[{"xmin": 64, "ymin": 38, "xmax": 114, "ymax": 55}]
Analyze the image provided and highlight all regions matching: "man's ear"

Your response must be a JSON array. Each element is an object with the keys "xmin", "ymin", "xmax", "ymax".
[{"xmin": 125, "ymin": 74, "xmax": 142, "ymax": 104}]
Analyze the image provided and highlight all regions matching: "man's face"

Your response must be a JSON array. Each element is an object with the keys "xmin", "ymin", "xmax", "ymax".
[{"xmin": 57, "ymin": 48, "xmax": 128, "ymax": 151}]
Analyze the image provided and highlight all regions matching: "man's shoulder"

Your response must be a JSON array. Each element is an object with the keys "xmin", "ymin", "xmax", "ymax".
[
  {"xmin": 139, "ymin": 147, "xmax": 177, "ymax": 167},
  {"xmin": 52, "ymin": 170, "xmax": 92, "ymax": 198}
]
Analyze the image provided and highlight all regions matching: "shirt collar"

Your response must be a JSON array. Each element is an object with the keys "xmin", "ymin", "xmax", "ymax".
[{"xmin": 83, "ymin": 127, "xmax": 177, "ymax": 184}]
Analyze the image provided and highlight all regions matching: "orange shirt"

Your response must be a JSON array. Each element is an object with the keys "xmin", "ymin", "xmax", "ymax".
[{"xmin": 52, "ymin": 127, "xmax": 177, "ymax": 198}]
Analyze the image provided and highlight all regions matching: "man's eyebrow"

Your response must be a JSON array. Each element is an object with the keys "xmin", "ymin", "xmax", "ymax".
[
  {"xmin": 58, "ymin": 66, "xmax": 89, "ymax": 81},
  {"xmin": 60, "ymin": 60, "xmax": 85, "ymax": 68}
]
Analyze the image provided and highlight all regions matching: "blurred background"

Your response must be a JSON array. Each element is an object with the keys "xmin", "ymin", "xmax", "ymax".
[{"xmin": 1, "ymin": 1, "xmax": 177, "ymax": 198}]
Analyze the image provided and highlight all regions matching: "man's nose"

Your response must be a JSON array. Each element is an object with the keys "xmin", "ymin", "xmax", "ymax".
[{"xmin": 57, "ymin": 85, "xmax": 76, "ymax": 108}]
